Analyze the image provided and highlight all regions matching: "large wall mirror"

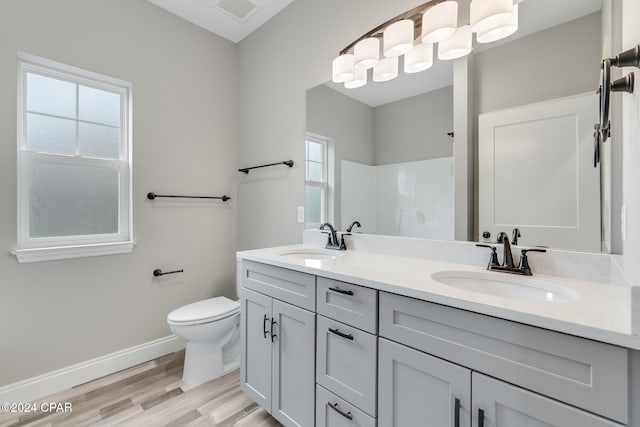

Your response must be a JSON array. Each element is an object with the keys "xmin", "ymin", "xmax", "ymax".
[{"xmin": 306, "ymin": 0, "xmax": 612, "ymax": 253}]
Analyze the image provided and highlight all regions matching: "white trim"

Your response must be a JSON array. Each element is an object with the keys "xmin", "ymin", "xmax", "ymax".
[
  {"xmin": 11, "ymin": 241, "xmax": 136, "ymax": 263},
  {"xmin": 0, "ymin": 335, "xmax": 184, "ymax": 403}
]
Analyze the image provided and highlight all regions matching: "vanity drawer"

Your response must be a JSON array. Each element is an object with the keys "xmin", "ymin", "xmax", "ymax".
[
  {"xmin": 316, "ymin": 384, "xmax": 376, "ymax": 427},
  {"xmin": 317, "ymin": 315, "xmax": 377, "ymax": 416},
  {"xmin": 379, "ymin": 292, "xmax": 629, "ymax": 424},
  {"xmin": 317, "ymin": 277, "xmax": 377, "ymax": 334},
  {"xmin": 241, "ymin": 260, "xmax": 315, "ymax": 311}
]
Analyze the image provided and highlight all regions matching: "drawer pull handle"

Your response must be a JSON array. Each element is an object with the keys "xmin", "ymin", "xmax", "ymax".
[
  {"xmin": 263, "ymin": 315, "xmax": 269, "ymax": 339},
  {"xmin": 478, "ymin": 408, "xmax": 485, "ymax": 427},
  {"xmin": 328, "ymin": 287, "xmax": 354, "ymax": 296},
  {"xmin": 270, "ymin": 319, "xmax": 278, "ymax": 342},
  {"xmin": 329, "ymin": 327, "xmax": 354, "ymax": 340},
  {"xmin": 454, "ymin": 398, "xmax": 460, "ymax": 427},
  {"xmin": 328, "ymin": 402, "xmax": 353, "ymax": 420}
]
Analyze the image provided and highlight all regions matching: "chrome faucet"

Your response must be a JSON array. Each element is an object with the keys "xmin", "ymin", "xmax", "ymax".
[
  {"xmin": 496, "ymin": 232, "xmax": 515, "ymax": 268},
  {"xmin": 319, "ymin": 223, "xmax": 345, "ymax": 250},
  {"xmin": 476, "ymin": 232, "xmax": 546, "ymax": 276},
  {"xmin": 346, "ymin": 221, "xmax": 361, "ymax": 233}
]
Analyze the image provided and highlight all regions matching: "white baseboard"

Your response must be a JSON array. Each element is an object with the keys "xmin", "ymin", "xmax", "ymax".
[{"xmin": 0, "ymin": 335, "xmax": 185, "ymax": 403}]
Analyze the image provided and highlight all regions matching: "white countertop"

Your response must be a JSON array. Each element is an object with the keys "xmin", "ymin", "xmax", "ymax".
[{"xmin": 237, "ymin": 244, "xmax": 640, "ymax": 350}]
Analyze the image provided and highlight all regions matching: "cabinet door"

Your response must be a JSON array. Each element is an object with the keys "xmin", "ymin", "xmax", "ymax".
[
  {"xmin": 240, "ymin": 288, "xmax": 272, "ymax": 410},
  {"xmin": 379, "ymin": 338, "xmax": 471, "ymax": 427},
  {"xmin": 271, "ymin": 299, "xmax": 316, "ymax": 427},
  {"xmin": 472, "ymin": 373, "xmax": 623, "ymax": 427}
]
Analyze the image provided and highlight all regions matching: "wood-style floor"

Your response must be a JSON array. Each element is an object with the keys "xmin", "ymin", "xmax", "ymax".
[{"xmin": 0, "ymin": 350, "xmax": 282, "ymax": 427}]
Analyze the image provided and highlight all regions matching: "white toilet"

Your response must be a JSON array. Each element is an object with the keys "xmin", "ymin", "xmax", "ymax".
[{"xmin": 167, "ymin": 296, "xmax": 240, "ymax": 384}]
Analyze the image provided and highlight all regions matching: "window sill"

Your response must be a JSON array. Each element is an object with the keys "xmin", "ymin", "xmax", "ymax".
[{"xmin": 11, "ymin": 241, "xmax": 136, "ymax": 263}]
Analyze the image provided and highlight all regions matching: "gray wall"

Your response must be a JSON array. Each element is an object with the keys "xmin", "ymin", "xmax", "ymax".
[
  {"xmin": 237, "ymin": 0, "xmax": 428, "ymax": 250},
  {"xmin": 374, "ymin": 86, "xmax": 454, "ymax": 165},
  {"xmin": 306, "ymin": 84, "xmax": 374, "ymax": 228},
  {"xmin": 0, "ymin": 0, "xmax": 237, "ymax": 386},
  {"xmin": 473, "ymin": 12, "xmax": 601, "ymax": 115}
]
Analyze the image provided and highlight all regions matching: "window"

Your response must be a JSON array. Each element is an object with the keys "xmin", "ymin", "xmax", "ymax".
[
  {"xmin": 305, "ymin": 136, "xmax": 328, "ymax": 228},
  {"xmin": 14, "ymin": 53, "xmax": 133, "ymax": 263}
]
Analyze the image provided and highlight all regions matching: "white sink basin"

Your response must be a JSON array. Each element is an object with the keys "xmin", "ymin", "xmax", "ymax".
[
  {"xmin": 278, "ymin": 248, "xmax": 345, "ymax": 260},
  {"xmin": 431, "ymin": 270, "xmax": 579, "ymax": 303}
]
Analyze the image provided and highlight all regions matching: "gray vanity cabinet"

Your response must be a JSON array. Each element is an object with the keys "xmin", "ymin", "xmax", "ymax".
[
  {"xmin": 472, "ymin": 373, "xmax": 623, "ymax": 427},
  {"xmin": 240, "ymin": 282, "xmax": 315, "ymax": 427},
  {"xmin": 378, "ymin": 338, "xmax": 472, "ymax": 427}
]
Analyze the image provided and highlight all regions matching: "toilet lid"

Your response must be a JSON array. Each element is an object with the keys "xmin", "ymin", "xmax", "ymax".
[{"xmin": 167, "ymin": 296, "xmax": 239, "ymax": 324}]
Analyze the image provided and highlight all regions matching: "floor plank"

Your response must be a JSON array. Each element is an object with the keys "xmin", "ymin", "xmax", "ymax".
[{"xmin": 1, "ymin": 351, "xmax": 281, "ymax": 427}]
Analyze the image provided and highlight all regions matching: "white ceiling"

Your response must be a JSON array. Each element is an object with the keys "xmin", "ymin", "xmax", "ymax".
[{"xmin": 146, "ymin": 0, "xmax": 295, "ymax": 43}]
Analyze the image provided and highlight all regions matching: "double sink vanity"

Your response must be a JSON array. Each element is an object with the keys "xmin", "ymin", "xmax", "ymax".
[{"xmin": 236, "ymin": 233, "xmax": 640, "ymax": 427}]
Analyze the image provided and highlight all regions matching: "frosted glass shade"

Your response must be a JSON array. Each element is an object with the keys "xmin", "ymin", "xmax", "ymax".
[
  {"xmin": 470, "ymin": 0, "xmax": 513, "ymax": 33},
  {"xmin": 354, "ymin": 37, "xmax": 380, "ymax": 70},
  {"xmin": 422, "ymin": 1, "xmax": 458, "ymax": 44},
  {"xmin": 383, "ymin": 20, "xmax": 414, "ymax": 57},
  {"xmin": 332, "ymin": 54, "xmax": 354, "ymax": 83},
  {"xmin": 344, "ymin": 67, "xmax": 367, "ymax": 88},
  {"xmin": 373, "ymin": 56, "xmax": 398, "ymax": 82},
  {"xmin": 476, "ymin": 4, "xmax": 518, "ymax": 43},
  {"xmin": 404, "ymin": 43, "xmax": 434, "ymax": 73},
  {"xmin": 438, "ymin": 25, "xmax": 472, "ymax": 60}
]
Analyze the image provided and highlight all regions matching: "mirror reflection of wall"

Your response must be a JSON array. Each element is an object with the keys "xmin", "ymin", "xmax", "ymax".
[
  {"xmin": 307, "ymin": 79, "xmax": 454, "ymax": 239},
  {"xmin": 306, "ymin": 0, "xmax": 612, "ymax": 252}
]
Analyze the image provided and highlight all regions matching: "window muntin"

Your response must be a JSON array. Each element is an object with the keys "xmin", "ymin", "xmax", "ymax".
[{"xmin": 16, "ymin": 54, "xmax": 132, "ymax": 255}]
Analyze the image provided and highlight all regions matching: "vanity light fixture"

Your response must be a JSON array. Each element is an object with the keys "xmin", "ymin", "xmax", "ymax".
[
  {"xmin": 354, "ymin": 37, "xmax": 380, "ymax": 69},
  {"xmin": 373, "ymin": 56, "xmax": 399, "ymax": 82},
  {"xmin": 405, "ymin": 42, "xmax": 434, "ymax": 73},
  {"xmin": 422, "ymin": 1, "xmax": 458, "ymax": 44},
  {"xmin": 470, "ymin": 0, "xmax": 513, "ymax": 34},
  {"xmin": 477, "ymin": 4, "xmax": 518, "ymax": 44},
  {"xmin": 332, "ymin": 0, "xmax": 522, "ymax": 88},
  {"xmin": 438, "ymin": 25, "xmax": 472, "ymax": 60}
]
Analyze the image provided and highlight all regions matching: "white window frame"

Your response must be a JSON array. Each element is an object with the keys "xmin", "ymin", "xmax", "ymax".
[
  {"xmin": 305, "ymin": 134, "xmax": 332, "ymax": 229},
  {"xmin": 12, "ymin": 53, "xmax": 134, "ymax": 263}
]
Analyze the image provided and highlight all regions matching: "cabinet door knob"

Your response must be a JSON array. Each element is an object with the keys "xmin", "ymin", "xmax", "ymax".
[
  {"xmin": 454, "ymin": 398, "xmax": 461, "ymax": 427},
  {"xmin": 263, "ymin": 314, "xmax": 269, "ymax": 339},
  {"xmin": 328, "ymin": 327, "xmax": 354, "ymax": 341},
  {"xmin": 270, "ymin": 319, "xmax": 278, "ymax": 342},
  {"xmin": 327, "ymin": 402, "xmax": 353, "ymax": 420}
]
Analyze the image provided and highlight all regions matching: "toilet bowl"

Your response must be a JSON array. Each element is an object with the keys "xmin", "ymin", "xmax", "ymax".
[{"xmin": 167, "ymin": 296, "xmax": 240, "ymax": 384}]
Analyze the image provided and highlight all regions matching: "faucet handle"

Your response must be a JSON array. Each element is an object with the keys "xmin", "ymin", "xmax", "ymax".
[
  {"xmin": 521, "ymin": 248, "xmax": 547, "ymax": 254},
  {"xmin": 518, "ymin": 248, "xmax": 547, "ymax": 275},
  {"xmin": 476, "ymin": 244, "xmax": 500, "ymax": 269}
]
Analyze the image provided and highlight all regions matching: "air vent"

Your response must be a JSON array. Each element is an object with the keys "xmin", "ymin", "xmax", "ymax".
[{"xmin": 215, "ymin": 0, "xmax": 260, "ymax": 22}]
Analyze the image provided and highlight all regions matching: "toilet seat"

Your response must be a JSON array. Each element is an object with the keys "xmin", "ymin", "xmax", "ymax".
[{"xmin": 167, "ymin": 296, "xmax": 240, "ymax": 326}]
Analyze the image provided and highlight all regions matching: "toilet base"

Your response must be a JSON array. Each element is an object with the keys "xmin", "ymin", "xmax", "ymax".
[{"xmin": 182, "ymin": 341, "xmax": 224, "ymax": 384}]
